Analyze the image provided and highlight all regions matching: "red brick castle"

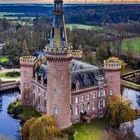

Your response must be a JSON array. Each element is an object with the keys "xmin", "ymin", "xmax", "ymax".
[{"xmin": 20, "ymin": 0, "xmax": 121, "ymax": 129}]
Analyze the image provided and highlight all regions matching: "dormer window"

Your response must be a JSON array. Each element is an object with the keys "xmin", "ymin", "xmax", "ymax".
[
  {"xmin": 76, "ymin": 80, "xmax": 80, "ymax": 90},
  {"xmin": 52, "ymin": 28, "xmax": 54, "ymax": 38}
]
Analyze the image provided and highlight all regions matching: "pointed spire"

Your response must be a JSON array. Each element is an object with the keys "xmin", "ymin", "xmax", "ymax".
[{"xmin": 46, "ymin": 0, "xmax": 72, "ymax": 54}]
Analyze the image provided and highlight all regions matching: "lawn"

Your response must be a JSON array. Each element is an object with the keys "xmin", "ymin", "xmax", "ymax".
[
  {"xmin": 0, "ymin": 71, "xmax": 20, "ymax": 79},
  {"xmin": 8, "ymin": 100, "xmax": 41, "ymax": 120},
  {"xmin": 0, "ymin": 57, "xmax": 9, "ymax": 63},
  {"xmin": 74, "ymin": 118, "xmax": 107, "ymax": 140},
  {"xmin": 66, "ymin": 24, "xmax": 102, "ymax": 31},
  {"xmin": 122, "ymin": 37, "xmax": 140, "ymax": 55}
]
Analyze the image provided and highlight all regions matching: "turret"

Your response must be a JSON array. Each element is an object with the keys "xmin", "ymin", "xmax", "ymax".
[
  {"xmin": 104, "ymin": 57, "xmax": 121, "ymax": 96},
  {"xmin": 20, "ymin": 56, "xmax": 36, "ymax": 106},
  {"xmin": 46, "ymin": 0, "xmax": 72, "ymax": 129}
]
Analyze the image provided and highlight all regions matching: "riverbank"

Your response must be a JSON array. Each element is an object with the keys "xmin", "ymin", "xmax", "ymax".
[{"xmin": 8, "ymin": 100, "xmax": 41, "ymax": 123}]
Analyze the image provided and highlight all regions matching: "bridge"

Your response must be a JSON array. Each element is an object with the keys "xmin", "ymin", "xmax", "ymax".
[
  {"xmin": 0, "ymin": 81, "xmax": 20, "ymax": 92},
  {"xmin": 121, "ymin": 69, "xmax": 140, "ymax": 91}
]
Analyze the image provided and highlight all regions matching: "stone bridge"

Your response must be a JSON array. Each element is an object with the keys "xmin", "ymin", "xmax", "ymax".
[
  {"xmin": 0, "ymin": 81, "xmax": 20, "ymax": 92},
  {"xmin": 121, "ymin": 69, "xmax": 140, "ymax": 91}
]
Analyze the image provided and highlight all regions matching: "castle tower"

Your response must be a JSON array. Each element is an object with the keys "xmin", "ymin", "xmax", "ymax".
[
  {"xmin": 46, "ymin": 0, "xmax": 72, "ymax": 129},
  {"xmin": 20, "ymin": 56, "xmax": 36, "ymax": 106},
  {"xmin": 104, "ymin": 57, "xmax": 121, "ymax": 96}
]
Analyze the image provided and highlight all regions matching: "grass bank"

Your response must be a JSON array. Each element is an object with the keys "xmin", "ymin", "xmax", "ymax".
[
  {"xmin": 122, "ymin": 37, "xmax": 140, "ymax": 55},
  {"xmin": 66, "ymin": 24, "xmax": 102, "ymax": 31},
  {"xmin": 8, "ymin": 100, "xmax": 41, "ymax": 121},
  {"xmin": 74, "ymin": 118, "xmax": 107, "ymax": 140}
]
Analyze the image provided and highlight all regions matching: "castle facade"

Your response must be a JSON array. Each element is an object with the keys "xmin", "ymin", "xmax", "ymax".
[{"xmin": 20, "ymin": 0, "xmax": 121, "ymax": 129}]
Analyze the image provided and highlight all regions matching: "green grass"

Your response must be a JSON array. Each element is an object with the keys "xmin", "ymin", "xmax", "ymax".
[
  {"xmin": 8, "ymin": 100, "xmax": 41, "ymax": 120},
  {"xmin": 74, "ymin": 119, "xmax": 107, "ymax": 140},
  {"xmin": 0, "ymin": 57, "xmax": 9, "ymax": 63},
  {"xmin": 66, "ymin": 24, "xmax": 102, "ymax": 31},
  {"xmin": 18, "ymin": 107, "xmax": 41, "ymax": 120},
  {"xmin": 122, "ymin": 37, "xmax": 140, "ymax": 55},
  {"xmin": 0, "ymin": 71, "xmax": 20, "ymax": 79}
]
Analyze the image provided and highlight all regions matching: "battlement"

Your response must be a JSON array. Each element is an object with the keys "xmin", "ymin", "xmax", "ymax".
[
  {"xmin": 72, "ymin": 50, "xmax": 83, "ymax": 59},
  {"xmin": 46, "ymin": 46, "xmax": 72, "ymax": 55},
  {"xmin": 104, "ymin": 57, "xmax": 121, "ymax": 70},
  {"xmin": 20, "ymin": 56, "xmax": 36, "ymax": 66}
]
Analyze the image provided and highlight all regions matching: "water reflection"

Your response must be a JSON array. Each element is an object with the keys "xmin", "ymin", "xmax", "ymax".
[
  {"xmin": 0, "ymin": 96, "xmax": 2, "ymax": 112},
  {"xmin": 123, "ymin": 88, "xmax": 140, "ymax": 137},
  {"xmin": 0, "ymin": 90, "xmax": 21, "ymax": 140}
]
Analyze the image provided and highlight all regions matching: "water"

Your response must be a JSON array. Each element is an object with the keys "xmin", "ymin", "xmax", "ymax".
[
  {"xmin": 0, "ymin": 88, "xmax": 140, "ymax": 139},
  {"xmin": 123, "ymin": 88, "xmax": 140, "ymax": 137},
  {"xmin": 0, "ymin": 90, "xmax": 21, "ymax": 140}
]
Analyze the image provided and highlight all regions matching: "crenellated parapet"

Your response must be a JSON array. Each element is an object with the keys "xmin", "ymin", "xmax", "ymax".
[
  {"xmin": 72, "ymin": 50, "xmax": 83, "ymax": 60},
  {"xmin": 46, "ymin": 46, "xmax": 72, "ymax": 55},
  {"xmin": 20, "ymin": 56, "xmax": 36, "ymax": 66},
  {"xmin": 104, "ymin": 57, "xmax": 121, "ymax": 71}
]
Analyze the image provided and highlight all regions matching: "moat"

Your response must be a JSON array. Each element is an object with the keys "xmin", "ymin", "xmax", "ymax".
[
  {"xmin": 0, "ymin": 88, "xmax": 140, "ymax": 139},
  {"xmin": 0, "ymin": 90, "xmax": 21, "ymax": 140}
]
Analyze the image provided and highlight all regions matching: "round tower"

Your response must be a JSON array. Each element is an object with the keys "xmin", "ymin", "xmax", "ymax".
[
  {"xmin": 20, "ymin": 56, "xmax": 36, "ymax": 106},
  {"xmin": 104, "ymin": 57, "xmax": 121, "ymax": 96},
  {"xmin": 46, "ymin": 0, "xmax": 72, "ymax": 129}
]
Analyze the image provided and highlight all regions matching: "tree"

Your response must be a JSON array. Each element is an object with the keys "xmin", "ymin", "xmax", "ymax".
[
  {"xmin": 104, "ymin": 124, "xmax": 140, "ymax": 140},
  {"xmin": 21, "ymin": 115, "xmax": 61, "ymax": 140},
  {"xmin": 21, "ymin": 118, "xmax": 36, "ymax": 140},
  {"xmin": 105, "ymin": 95, "xmax": 136, "ymax": 127}
]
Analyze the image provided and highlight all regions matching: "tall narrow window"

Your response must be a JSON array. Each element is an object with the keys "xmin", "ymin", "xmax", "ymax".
[
  {"xmin": 75, "ymin": 97, "xmax": 78, "ymax": 104},
  {"xmin": 92, "ymin": 101, "xmax": 95, "ymax": 110},
  {"xmin": 44, "ymin": 100, "xmax": 47, "ymax": 108},
  {"xmin": 81, "ymin": 95, "xmax": 84, "ymax": 102},
  {"xmin": 54, "ymin": 107, "xmax": 59, "ymax": 115},
  {"xmin": 75, "ymin": 105, "xmax": 79, "ymax": 115},
  {"xmin": 70, "ymin": 106, "xmax": 73, "ymax": 116},
  {"xmin": 109, "ymin": 89, "xmax": 113, "ymax": 95},
  {"xmin": 52, "ymin": 28, "xmax": 54, "ymax": 38},
  {"xmin": 24, "ymin": 83, "xmax": 28, "ymax": 89},
  {"xmin": 87, "ymin": 95, "xmax": 90, "ymax": 100},
  {"xmin": 81, "ymin": 104, "xmax": 84, "ymax": 113},
  {"xmin": 87, "ymin": 102, "xmax": 90, "ymax": 110}
]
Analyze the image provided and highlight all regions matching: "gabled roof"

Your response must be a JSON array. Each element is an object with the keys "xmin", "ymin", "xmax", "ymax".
[{"xmin": 37, "ymin": 59, "xmax": 103, "ymax": 90}]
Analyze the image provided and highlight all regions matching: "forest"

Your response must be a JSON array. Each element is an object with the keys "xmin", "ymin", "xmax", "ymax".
[
  {"xmin": 0, "ymin": 4, "xmax": 140, "ymax": 24},
  {"xmin": 1, "ymin": 4, "xmax": 140, "ymax": 68}
]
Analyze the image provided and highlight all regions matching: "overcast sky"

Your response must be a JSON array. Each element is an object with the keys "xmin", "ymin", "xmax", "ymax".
[{"xmin": 0, "ymin": 0, "xmax": 139, "ymax": 3}]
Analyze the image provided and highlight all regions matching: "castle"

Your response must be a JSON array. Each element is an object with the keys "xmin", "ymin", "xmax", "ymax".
[{"xmin": 20, "ymin": 0, "xmax": 121, "ymax": 129}]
